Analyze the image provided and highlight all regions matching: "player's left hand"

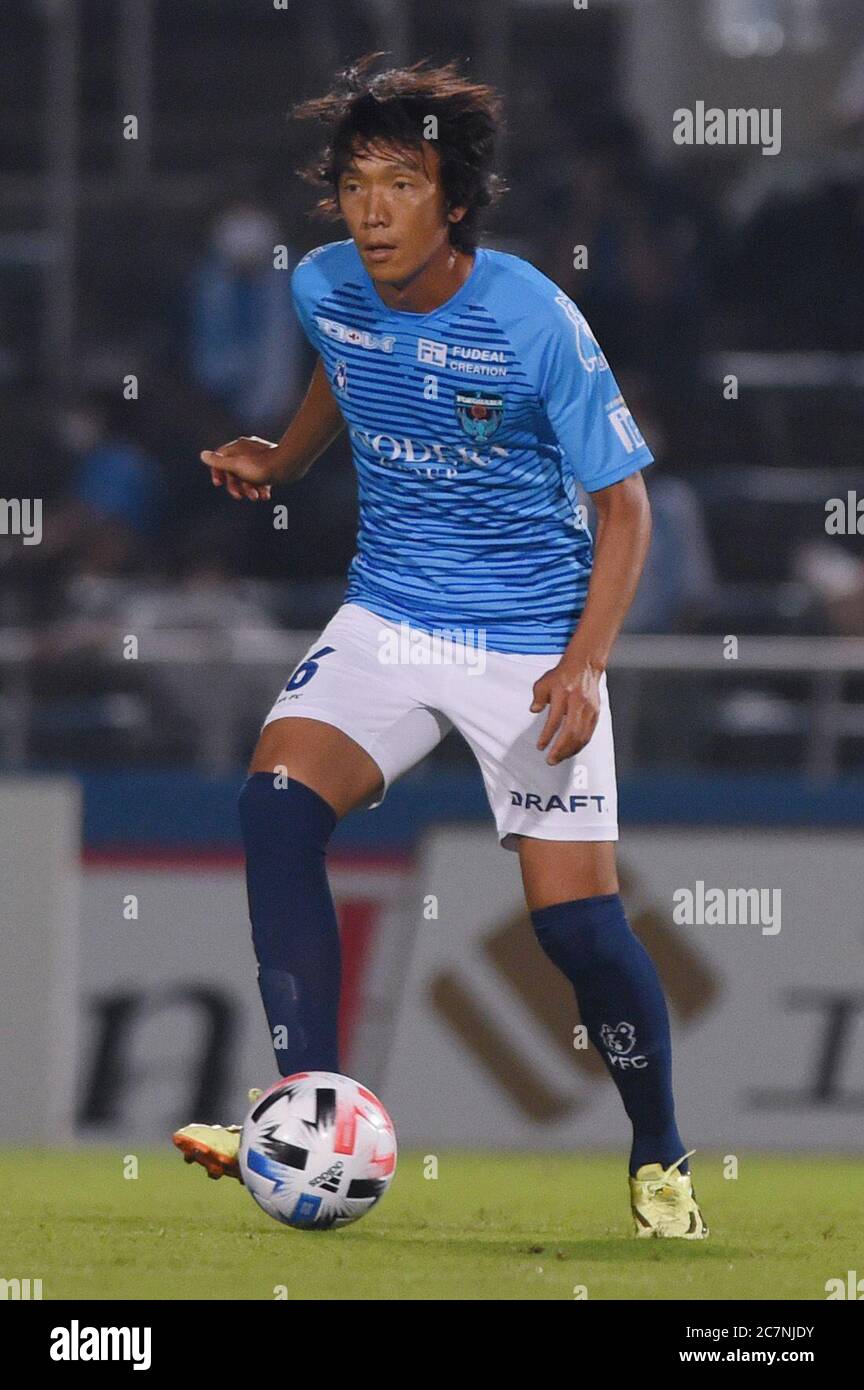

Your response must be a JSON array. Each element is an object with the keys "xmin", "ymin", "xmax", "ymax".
[
  {"xmin": 200, "ymin": 436, "xmax": 278, "ymax": 501},
  {"xmin": 530, "ymin": 659, "xmax": 602, "ymax": 765}
]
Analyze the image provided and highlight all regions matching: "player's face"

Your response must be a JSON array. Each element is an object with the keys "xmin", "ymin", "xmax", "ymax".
[{"xmin": 337, "ymin": 142, "xmax": 465, "ymax": 286}]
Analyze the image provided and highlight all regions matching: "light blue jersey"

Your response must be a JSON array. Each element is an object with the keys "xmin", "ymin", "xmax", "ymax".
[{"xmin": 291, "ymin": 239, "xmax": 653, "ymax": 653}]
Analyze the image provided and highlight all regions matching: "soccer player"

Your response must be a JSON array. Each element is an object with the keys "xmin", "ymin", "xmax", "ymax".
[{"xmin": 174, "ymin": 55, "xmax": 708, "ymax": 1239}]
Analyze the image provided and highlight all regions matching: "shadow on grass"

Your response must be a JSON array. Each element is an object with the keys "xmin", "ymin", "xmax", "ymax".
[{"xmin": 241, "ymin": 1222, "xmax": 746, "ymax": 1264}]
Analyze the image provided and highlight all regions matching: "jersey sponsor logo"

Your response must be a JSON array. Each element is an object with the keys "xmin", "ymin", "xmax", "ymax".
[
  {"xmin": 606, "ymin": 395, "xmax": 645, "ymax": 453},
  {"xmin": 451, "ymin": 344, "xmax": 507, "ymax": 364},
  {"xmin": 417, "ymin": 337, "xmax": 448, "ymax": 367},
  {"xmin": 508, "ymin": 790, "xmax": 608, "ymax": 813},
  {"xmin": 554, "ymin": 293, "xmax": 609, "ymax": 373},
  {"xmin": 349, "ymin": 424, "xmax": 508, "ymax": 469},
  {"xmin": 315, "ymin": 316, "xmax": 395, "ymax": 353},
  {"xmin": 455, "ymin": 389, "xmax": 505, "ymax": 442},
  {"xmin": 417, "ymin": 337, "xmax": 508, "ymax": 378},
  {"xmin": 450, "ymin": 360, "xmax": 507, "ymax": 378}
]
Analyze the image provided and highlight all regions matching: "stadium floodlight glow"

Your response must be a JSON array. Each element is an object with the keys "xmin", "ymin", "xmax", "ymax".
[{"xmin": 703, "ymin": 0, "xmax": 829, "ymax": 56}]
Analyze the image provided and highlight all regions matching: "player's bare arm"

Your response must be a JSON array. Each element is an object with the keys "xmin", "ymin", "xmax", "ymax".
[
  {"xmin": 199, "ymin": 355, "xmax": 345, "ymax": 501},
  {"xmin": 532, "ymin": 470, "xmax": 652, "ymax": 765}
]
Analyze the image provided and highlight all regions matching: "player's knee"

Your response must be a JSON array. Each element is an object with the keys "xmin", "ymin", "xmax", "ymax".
[
  {"xmin": 238, "ymin": 771, "xmax": 338, "ymax": 854},
  {"xmin": 531, "ymin": 892, "xmax": 630, "ymax": 973}
]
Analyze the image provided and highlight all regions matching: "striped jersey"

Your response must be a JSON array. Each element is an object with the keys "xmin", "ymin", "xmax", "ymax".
[{"xmin": 291, "ymin": 239, "xmax": 653, "ymax": 653}]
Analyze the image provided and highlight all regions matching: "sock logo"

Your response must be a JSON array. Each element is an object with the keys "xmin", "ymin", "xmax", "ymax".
[
  {"xmin": 601, "ymin": 1021, "xmax": 635, "ymax": 1054},
  {"xmin": 601, "ymin": 1021, "xmax": 647, "ymax": 1069}
]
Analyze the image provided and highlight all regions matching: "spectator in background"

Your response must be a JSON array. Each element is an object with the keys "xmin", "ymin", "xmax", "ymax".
[
  {"xmin": 793, "ymin": 541, "xmax": 864, "ymax": 637},
  {"xmin": 617, "ymin": 381, "xmax": 717, "ymax": 634},
  {"xmin": 729, "ymin": 159, "xmax": 864, "ymax": 351},
  {"xmin": 189, "ymin": 201, "xmax": 305, "ymax": 431},
  {"xmin": 3, "ymin": 391, "xmax": 167, "ymax": 734},
  {"xmin": 541, "ymin": 116, "xmax": 710, "ymax": 386},
  {"xmin": 608, "ymin": 380, "xmax": 719, "ymax": 769},
  {"xmin": 22, "ymin": 391, "xmax": 166, "ymax": 587},
  {"xmin": 726, "ymin": 57, "xmax": 864, "ymax": 353}
]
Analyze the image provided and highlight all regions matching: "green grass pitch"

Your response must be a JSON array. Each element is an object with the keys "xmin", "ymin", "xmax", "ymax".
[{"xmin": 2, "ymin": 1149, "xmax": 860, "ymax": 1301}]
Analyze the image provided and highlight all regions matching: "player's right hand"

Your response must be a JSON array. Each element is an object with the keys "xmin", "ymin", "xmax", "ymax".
[{"xmin": 199, "ymin": 436, "xmax": 281, "ymax": 501}]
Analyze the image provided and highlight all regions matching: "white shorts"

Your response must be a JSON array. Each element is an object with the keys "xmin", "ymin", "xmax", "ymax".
[{"xmin": 263, "ymin": 603, "xmax": 618, "ymax": 851}]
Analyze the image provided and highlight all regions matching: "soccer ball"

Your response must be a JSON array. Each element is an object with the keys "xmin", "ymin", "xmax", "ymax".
[{"xmin": 239, "ymin": 1071, "xmax": 397, "ymax": 1230}]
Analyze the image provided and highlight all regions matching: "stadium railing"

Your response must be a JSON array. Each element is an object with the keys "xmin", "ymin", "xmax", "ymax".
[{"xmin": 1, "ymin": 629, "xmax": 863, "ymax": 777}]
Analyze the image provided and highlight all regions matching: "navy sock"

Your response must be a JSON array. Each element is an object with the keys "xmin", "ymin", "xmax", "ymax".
[
  {"xmin": 238, "ymin": 772, "xmax": 341, "ymax": 1077},
  {"xmin": 531, "ymin": 893, "xmax": 688, "ymax": 1176}
]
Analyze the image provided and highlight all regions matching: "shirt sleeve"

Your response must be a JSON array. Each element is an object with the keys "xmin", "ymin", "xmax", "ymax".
[
  {"xmin": 290, "ymin": 254, "xmax": 323, "ymax": 351},
  {"xmin": 537, "ymin": 291, "xmax": 654, "ymax": 493}
]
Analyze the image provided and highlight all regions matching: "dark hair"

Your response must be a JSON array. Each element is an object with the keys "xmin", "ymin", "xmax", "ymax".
[{"xmin": 292, "ymin": 52, "xmax": 506, "ymax": 253}]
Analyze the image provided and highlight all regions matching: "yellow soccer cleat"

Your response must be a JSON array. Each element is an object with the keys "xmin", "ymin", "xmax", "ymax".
[
  {"xmin": 172, "ymin": 1088, "xmax": 264, "ymax": 1182},
  {"xmin": 629, "ymin": 1149, "xmax": 709, "ymax": 1239}
]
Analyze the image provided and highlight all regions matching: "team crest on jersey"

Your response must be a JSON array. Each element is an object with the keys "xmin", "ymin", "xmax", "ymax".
[{"xmin": 454, "ymin": 389, "xmax": 504, "ymax": 443}]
